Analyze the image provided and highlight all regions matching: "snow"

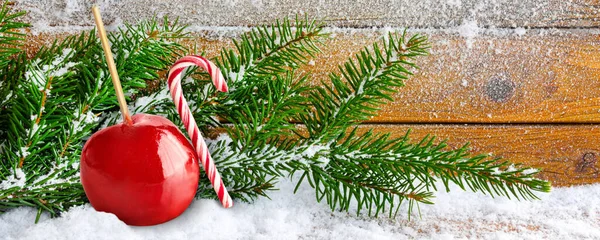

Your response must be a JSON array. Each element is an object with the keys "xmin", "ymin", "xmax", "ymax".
[
  {"xmin": 298, "ymin": 145, "xmax": 330, "ymax": 167},
  {"xmin": 6, "ymin": 1, "xmax": 600, "ymax": 239},
  {"xmin": 446, "ymin": 0, "xmax": 462, "ymax": 7},
  {"xmin": 515, "ymin": 27, "xmax": 527, "ymax": 36},
  {"xmin": 25, "ymin": 48, "xmax": 77, "ymax": 91},
  {"xmin": 30, "ymin": 123, "xmax": 41, "ymax": 135},
  {"xmin": 44, "ymin": 48, "xmax": 77, "ymax": 77},
  {"xmin": 456, "ymin": 20, "xmax": 480, "ymax": 48},
  {"xmin": 18, "ymin": 147, "xmax": 30, "ymax": 159},
  {"xmin": 71, "ymin": 109, "xmax": 100, "ymax": 135},
  {"xmin": 25, "ymin": 69, "xmax": 46, "ymax": 91},
  {"xmin": 228, "ymin": 65, "xmax": 246, "ymax": 83},
  {"xmin": 0, "ymin": 168, "xmax": 26, "ymax": 189},
  {"xmin": 3, "ymin": 91, "xmax": 12, "ymax": 103},
  {"xmin": 31, "ymin": 161, "xmax": 75, "ymax": 187},
  {"xmin": 1, "ymin": 179, "xmax": 599, "ymax": 239},
  {"xmin": 13, "ymin": 0, "xmax": 585, "ymax": 33},
  {"xmin": 522, "ymin": 168, "xmax": 539, "ymax": 175},
  {"xmin": 131, "ymin": 88, "xmax": 171, "ymax": 113}
]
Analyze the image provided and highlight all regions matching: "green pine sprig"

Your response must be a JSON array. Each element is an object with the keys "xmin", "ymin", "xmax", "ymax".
[
  {"xmin": 0, "ymin": 2, "xmax": 551, "ymax": 221},
  {"xmin": 0, "ymin": 15, "xmax": 188, "ymax": 220},
  {"xmin": 303, "ymin": 31, "xmax": 428, "ymax": 142},
  {"xmin": 0, "ymin": 2, "xmax": 28, "ymax": 70},
  {"xmin": 0, "ymin": 1, "xmax": 30, "ymax": 148}
]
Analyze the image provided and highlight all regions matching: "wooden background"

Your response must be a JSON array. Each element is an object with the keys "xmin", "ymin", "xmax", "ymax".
[{"xmin": 15, "ymin": 0, "xmax": 600, "ymax": 186}]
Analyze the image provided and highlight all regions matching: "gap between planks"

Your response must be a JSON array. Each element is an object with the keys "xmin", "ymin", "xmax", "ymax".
[
  {"xmin": 23, "ymin": 30, "xmax": 600, "ymax": 124},
  {"xmin": 20, "ymin": 30, "xmax": 600, "ymax": 186},
  {"xmin": 12, "ymin": 0, "xmax": 600, "ymax": 29}
]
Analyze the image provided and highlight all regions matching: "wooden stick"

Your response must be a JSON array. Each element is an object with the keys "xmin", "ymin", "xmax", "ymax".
[{"xmin": 91, "ymin": 6, "xmax": 132, "ymax": 125}]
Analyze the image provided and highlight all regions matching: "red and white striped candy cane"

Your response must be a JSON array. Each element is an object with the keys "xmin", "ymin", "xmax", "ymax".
[{"xmin": 167, "ymin": 55, "xmax": 232, "ymax": 208}]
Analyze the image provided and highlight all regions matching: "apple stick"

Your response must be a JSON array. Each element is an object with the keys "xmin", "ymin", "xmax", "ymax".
[{"xmin": 91, "ymin": 6, "xmax": 132, "ymax": 125}]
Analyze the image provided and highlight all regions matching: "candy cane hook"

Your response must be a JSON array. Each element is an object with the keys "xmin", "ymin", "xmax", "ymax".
[{"xmin": 167, "ymin": 55, "xmax": 232, "ymax": 208}]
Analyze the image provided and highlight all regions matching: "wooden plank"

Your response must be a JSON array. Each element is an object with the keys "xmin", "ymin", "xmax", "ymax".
[
  {"xmin": 190, "ymin": 30, "xmax": 600, "ymax": 123},
  {"xmin": 381, "ymin": 32, "xmax": 600, "ymax": 123},
  {"xmin": 19, "ymin": 27, "xmax": 600, "ymax": 187},
  {"xmin": 13, "ymin": 0, "xmax": 600, "ymax": 29},
  {"xmin": 24, "ymin": 30, "xmax": 600, "ymax": 123},
  {"xmin": 360, "ymin": 124, "xmax": 600, "ymax": 187}
]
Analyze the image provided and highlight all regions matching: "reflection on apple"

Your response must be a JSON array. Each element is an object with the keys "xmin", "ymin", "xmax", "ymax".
[{"xmin": 80, "ymin": 114, "xmax": 199, "ymax": 226}]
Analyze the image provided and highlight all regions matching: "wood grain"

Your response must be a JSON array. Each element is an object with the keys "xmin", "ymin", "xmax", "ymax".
[
  {"xmin": 361, "ymin": 124, "xmax": 600, "ymax": 187},
  {"xmin": 25, "ymin": 30, "xmax": 600, "ymax": 123},
  {"xmin": 13, "ymin": 0, "xmax": 600, "ymax": 29},
  {"xmin": 22, "ymin": 28, "xmax": 600, "ymax": 186},
  {"xmin": 187, "ymin": 31, "xmax": 600, "ymax": 124}
]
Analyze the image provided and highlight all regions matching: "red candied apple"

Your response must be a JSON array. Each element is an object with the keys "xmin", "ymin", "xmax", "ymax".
[{"xmin": 80, "ymin": 113, "xmax": 199, "ymax": 226}]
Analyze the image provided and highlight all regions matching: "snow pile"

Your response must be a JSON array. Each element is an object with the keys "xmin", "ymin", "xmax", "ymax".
[{"xmin": 1, "ymin": 180, "xmax": 599, "ymax": 240}]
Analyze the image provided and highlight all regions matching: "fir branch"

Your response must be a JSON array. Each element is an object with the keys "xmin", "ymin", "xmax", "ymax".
[
  {"xmin": 222, "ymin": 71, "xmax": 311, "ymax": 150},
  {"xmin": 217, "ymin": 16, "xmax": 326, "ymax": 84},
  {"xmin": 127, "ymin": 16, "xmax": 327, "ymax": 137},
  {"xmin": 0, "ymin": 17, "xmax": 188, "ymax": 217},
  {"xmin": 303, "ymin": 31, "xmax": 429, "ymax": 142},
  {"xmin": 0, "ymin": 10, "xmax": 551, "ymax": 222},
  {"xmin": 198, "ymin": 30, "xmax": 550, "ymax": 217},
  {"xmin": 0, "ymin": 1, "xmax": 29, "ymax": 148},
  {"xmin": 299, "ymin": 128, "xmax": 551, "ymax": 217},
  {"xmin": 0, "ymin": 2, "xmax": 29, "ymax": 70}
]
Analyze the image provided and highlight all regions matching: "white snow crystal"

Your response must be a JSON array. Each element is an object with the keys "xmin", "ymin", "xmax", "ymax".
[
  {"xmin": 122, "ymin": 49, "xmax": 130, "ymax": 59},
  {"xmin": 51, "ymin": 61, "xmax": 77, "ymax": 77},
  {"xmin": 456, "ymin": 20, "xmax": 480, "ymax": 48},
  {"xmin": 3, "ymin": 91, "xmax": 12, "ymax": 103},
  {"xmin": 210, "ymin": 115, "xmax": 221, "ymax": 124},
  {"xmin": 301, "ymin": 145, "xmax": 329, "ymax": 159},
  {"xmin": 25, "ymin": 48, "xmax": 78, "ymax": 91},
  {"xmin": 31, "ymin": 123, "xmax": 41, "ymax": 135},
  {"xmin": 522, "ymin": 168, "xmax": 540, "ymax": 175},
  {"xmin": 228, "ymin": 65, "xmax": 246, "ymax": 83},
  {"xmin": 132, "ymin": 88, "xmax": 171, "ymax": 114},
  {"xmin": 514, "ymin": 27, "xmax": 527, "ymax": 36},
  {"xmin": 506, "ymin": 164, "xmax": 518, "ymax": 172},
  {"xmin": 19, "ymin": 147, "xmax": 30, "ymax": 159},
  {"xmin": 446, "ymin": 0, "xmax": 461, "ymax": 7},
  {"xmin": 71, "ymin": 109, "xmax": 100, "ymax": 135},
  {"xmin": 0, "ymin": 168, "xmax": 26, "ymax": 189},
  {"xmin": 46, "ymin": 48, "xmax": 77, "ymax": 77},
  {"xmin": 356, "ymin": 78, "xmax": 366, "ymax": 95},
  {"xmin": 25, "ymin": 69, "xmax": 46, "ymax": 90},
  {"xmin": 389, "ymin": 49, "xmax": 398, "ymax": 62}
]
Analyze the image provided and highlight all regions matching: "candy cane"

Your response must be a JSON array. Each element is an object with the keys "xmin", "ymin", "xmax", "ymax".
[{"xmin": 167, "ymin": 55, "xmax": 232, "ymax": 208}]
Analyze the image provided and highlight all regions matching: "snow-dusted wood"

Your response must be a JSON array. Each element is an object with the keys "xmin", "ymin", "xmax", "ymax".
[
  {"xmin": 25, "ymin": 30, "xmax": 600, "ymax": 124},
  {"xmin": 108, "ymin": 30, "xmax": 599, "ymax": 124},
  {"xmin": 13, "ymin": 0, "xmax": 600, "ymax": 29},
  {"xmin": 18, "ymin": 1, "xmax": 600, "ymax": 186}
]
